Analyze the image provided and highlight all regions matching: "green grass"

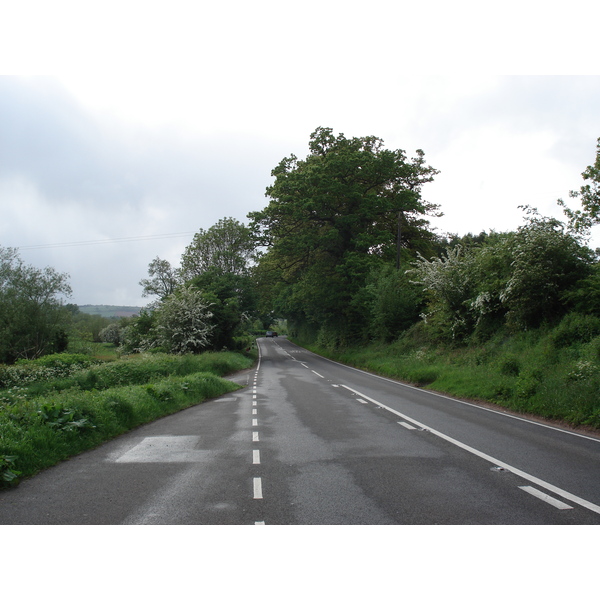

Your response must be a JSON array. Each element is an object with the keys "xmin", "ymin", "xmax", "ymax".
[
  {"xmin": 0, "ymin": 351, "xmax": 254, "ymax": 486},
  {"xmin": 296, "ymin": 320, "xmax": 600, "ymax": 431}
]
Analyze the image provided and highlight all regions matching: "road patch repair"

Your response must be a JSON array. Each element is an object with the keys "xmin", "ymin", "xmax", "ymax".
[{"xmin": 114, "ymin": 436, "xmax": 211, "ymax": 463}]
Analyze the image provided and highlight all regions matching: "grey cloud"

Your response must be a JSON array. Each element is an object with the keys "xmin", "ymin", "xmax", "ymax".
[
  {"xmin": 0, "ymin": 77, "xmax": 139, "ymax": 206},
  {"xmin": 0, "ymin": 77, "xmax": 288, "ymax": 305},
  {"xmin": 409, "ymin": 76, "xmax": 600, "ymax": 166}
]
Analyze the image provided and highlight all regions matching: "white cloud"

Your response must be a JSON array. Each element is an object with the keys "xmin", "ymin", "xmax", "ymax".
[{"xmin": 1, "ymin": 2, "xmax": 600, "ymax": 305}]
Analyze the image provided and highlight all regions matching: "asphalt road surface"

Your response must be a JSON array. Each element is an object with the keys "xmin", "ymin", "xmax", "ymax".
[{"xmin": 1, "ymin": 337, "xmax": 599, "ymax": 524}]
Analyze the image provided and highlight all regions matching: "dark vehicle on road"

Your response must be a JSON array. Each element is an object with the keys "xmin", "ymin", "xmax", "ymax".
[{"xmin": 266, "ymin": 331, "xmax": 278, "ymax": 337}]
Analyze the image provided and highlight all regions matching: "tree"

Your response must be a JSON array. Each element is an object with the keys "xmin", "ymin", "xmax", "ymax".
[
  {"xmin": 499, "ymin": 214, "xmax": 594, "ymax": 329},
  {"xmin": 139, "ymin": 256, "xmax": 180, "ymax": 300},
  {"xmin": 188, "ymin": 268, "xmax": 257, "ymax": 349},
  {"xmin": 152, "ymin": 285, "xmax": 215, "ymax": 354},
  {"xmin": 180, "ymin": 217, "xmax": 254, "ymax": 280},
  {"xmin": 248, "ymin": 127, "xmax": 440, "ymax": 343},
  {"xmin": 363, "ymin": 264, "xmax": 425, "ymax": 341},
  {"xmin": 0, "ymin": 246, "xmax": 72, "ymax": 362},
  {"xmin": 559, "ymin": 137, "xmax": 600, "ymax": 234},
  {"xmin": 137, "ymin": 218, "xmax": 258, "ymax": 352}
]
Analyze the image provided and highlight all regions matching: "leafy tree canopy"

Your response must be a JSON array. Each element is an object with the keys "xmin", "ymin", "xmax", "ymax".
[
  {"xmin": 0, "ymin": 246, "xmax": 72, "ymax": 362},
  {"xmin": 139, "ymin": 256, "xmax": 181, "ymax": 300},
  {"xmin": 180, "ymin": 217, "xmax": 254, "ymax": 280},
  {"xmin": 248, "ymin": 127, "xmax": 440, "ymax": 341},
  {"xmin": 559, "ymin": 137, "xmax": 600, "ymax": 234}
]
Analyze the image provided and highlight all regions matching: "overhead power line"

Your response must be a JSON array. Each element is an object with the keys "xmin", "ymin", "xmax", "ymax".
[{"xmin": 17, "ymin": 232, "xmax": 196, "ymax": 250}]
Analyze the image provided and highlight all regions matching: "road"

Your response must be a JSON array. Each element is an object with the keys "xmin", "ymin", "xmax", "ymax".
[{"xmin": 1, "ymin": 337, "xmax": 599, "ymax": 524}]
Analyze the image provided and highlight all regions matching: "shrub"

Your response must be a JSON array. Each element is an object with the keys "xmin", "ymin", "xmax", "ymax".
[
  {"xmin": 0, "ymin": 455, "xmax": 20, "ymax": 484},
  {"xmin": 499, "ymin": 356, "xmax": 521, "ymax": 376},
  {"xmin": 550, "ymin": 313, "xmax": 600, "ymax": 348}
]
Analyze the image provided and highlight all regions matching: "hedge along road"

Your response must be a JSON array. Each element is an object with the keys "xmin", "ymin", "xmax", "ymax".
[{"xmin": 1, "ymin": 337, "xmax": 599, "ymax": 524}]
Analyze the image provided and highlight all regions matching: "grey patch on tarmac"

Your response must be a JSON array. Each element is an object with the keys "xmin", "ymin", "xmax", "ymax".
[{"xmin": 113, "ymin": 436, "xmax": 214, "ymax": 463}]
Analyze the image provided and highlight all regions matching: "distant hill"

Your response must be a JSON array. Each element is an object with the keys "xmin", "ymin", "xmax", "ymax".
[{"xmin": 78, "ymin": 305, "xmax": 142, "ymax": 318}]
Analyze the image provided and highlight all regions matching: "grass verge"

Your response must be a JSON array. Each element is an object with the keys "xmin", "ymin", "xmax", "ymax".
[
  {"xmin": 0, "ymin": 351, "xmax": 253, "ymax": 487},
  {"xmin": 295, "ymin": 321, "xmax": 600, "ymax": 432}
]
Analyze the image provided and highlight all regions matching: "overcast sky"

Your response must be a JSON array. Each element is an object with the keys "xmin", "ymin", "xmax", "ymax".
[{"xmin": 1, "ymin": 1, "xmax": 600, "ymax": 308}]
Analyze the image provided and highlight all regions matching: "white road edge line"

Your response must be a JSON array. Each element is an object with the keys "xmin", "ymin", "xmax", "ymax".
[
  {"xmin": 303, "ymin": 342, "xmax": 600, "ymax": 444},
  {"xmin": 518, "ymin": 486, "xmax": 573, "ymax": 510},
  {"xmin": 341, "ymin": 384, "xmax": 600, "ymax": 516},
  {"xmin": 253, "ymin": 477, "xmax": 263, "ymax": 499}
]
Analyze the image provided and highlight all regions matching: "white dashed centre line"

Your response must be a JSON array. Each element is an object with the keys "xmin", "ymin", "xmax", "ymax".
[
  {"xmin": 253, "ymin": 477, "xmax": 263, "ymax": 499},
  {"xmin": 252, "ymin": 418, "xmax": 258, "ymax": 427},
  {"xmin": 252, "ymin": 431, "xmax": 259, "ymax": 442},
  {"xmin": 253, "ymin": 449, "xmax": 261, "ymax": 465}
]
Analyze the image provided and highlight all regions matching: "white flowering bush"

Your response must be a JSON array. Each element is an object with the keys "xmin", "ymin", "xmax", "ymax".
[
  {"xmin": 0, "ymin": 354, "xmax": 93, "ymax": 389},
  {"xmin": 499, "ymin": 216, "xmax": 593, "ymax": 329},
  {"xmin": 408, "ymin": 216, "xmax": 594, "ymax": 341},
  {"xmin": 152, "ymin": 285, "xmax": 215, "ymax": 354},
  {"xmin": 566, "ymin": 360, "xmax": 599, "ymax": 382},
  {"xmin": 408, "ymin": 245, "xmax": 478, "ymax": 340}
]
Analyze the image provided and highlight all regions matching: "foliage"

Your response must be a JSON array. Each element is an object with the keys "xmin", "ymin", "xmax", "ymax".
[
  {"xmin": 120, "ymin": 308, "xmax": 157, "ymax": 353},
  {"xmin": 66, "ymin": 305, "xmax": 115, "ymax": 347},
  {"xmin": 409, "ymin": 244, "xmax": 479, "ymax": 340},
  {"xmin": 408, "ymin": 213, "xmax": 595, "ymax": 341},
  {"xmin": 119, "ymin": 289, "xmax": 215, "ymax": 355},
  {"xmin": 559, "ymin": 137, "xmax": 600, "ymax": 234},
  {"xmin": 0, "ymin": 455, "xmax": 21, "ymax": 484},
  {"xmin": 139, "ymin": 256, "xmax": 181, "ymax": 299},
  {"xmin": 0, "ymin": 246, "xmax": 72, "ymax": 363},
  {"xmin": 0, "ymin": 353, "xmax": 95, "ymax": 391},
  {"xmin": 249, "ymin": 127, "xmax": 440, "ymax": 342},
  {"xmin": 301, "ymin": 321, "xmax": 600, "ymax": 429},
  {"xmin": 361, "ymin": 264, "xmax": 425, "ymax": 342},
  {"xmin": 0, "ymin": 351, "xmax": 253, "ymax": 487},
  {"xmin": 151, "ymin": 285, "xmax": 215, "ymax": 354},
  {"xmin": 188, "ymin": 269, "xmax": 258, "ymax": 349},
  {"xmin": 499, "ymin": 211, "xmax": 593, "ymax": 329},
  {"xmin": 98, "ymin": 322, "xmax": 123, "ymax": 345},
  {"xmin": 180, "ymin": 217, "xmax": 254, "ymax": 280},
  {"xmin": 37, "ymin": 403, "xmax": 96, "ymax": 432},
  {"xmin": 136, "ymin": 218, "xmax": 258, "ymax": 353}
]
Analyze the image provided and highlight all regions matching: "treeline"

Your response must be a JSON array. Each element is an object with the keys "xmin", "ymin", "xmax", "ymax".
[
  {"xmin": 249, "ymin": 129, "xmax": 600, "ymax": 349},
  {"xmin": 2, "ymin": 129, "xmax": 599, "ymax": 365}
]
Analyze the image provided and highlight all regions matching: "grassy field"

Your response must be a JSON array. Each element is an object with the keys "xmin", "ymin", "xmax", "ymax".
[
  {"xmin": 0, "ymin": 350, "xmax": 254, "ymax": 486},
  {"xmin": 296, "ymin": 317, "xmax": 600, "ymax": 432}
]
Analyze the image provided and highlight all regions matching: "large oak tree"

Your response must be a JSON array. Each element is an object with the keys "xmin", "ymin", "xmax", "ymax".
[{"xmin": 249, "ymin": 127, "xmax": 440, "ymax": 343}]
